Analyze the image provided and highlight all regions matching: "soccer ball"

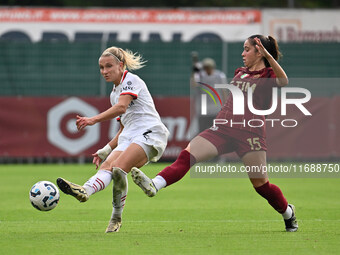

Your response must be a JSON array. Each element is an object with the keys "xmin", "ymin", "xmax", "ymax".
[{"xmin": 29, "ymin": 181, "xmax": 60, "ymax": 211}]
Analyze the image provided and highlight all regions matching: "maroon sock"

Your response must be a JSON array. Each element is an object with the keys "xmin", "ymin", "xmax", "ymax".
[
  {"xmin": 255, "ymin": 181, "xmax": 288, "ymax": 213},
  {"xmin": 157, "ymin": 150, "xmax": 196, "ymax": 186}
]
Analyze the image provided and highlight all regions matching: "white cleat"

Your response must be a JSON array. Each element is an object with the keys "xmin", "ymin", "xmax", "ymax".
[
  {"xmin": 105, "ymin": 217, "xmax": 122, "ymax": 233},
  {"xmin": 131, "ymin": 167, "xmax": 157, "ymax": 197}
]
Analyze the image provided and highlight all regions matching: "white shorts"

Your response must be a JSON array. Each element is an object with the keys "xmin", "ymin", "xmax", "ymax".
[{"xmin": 113, "ymin": 127, "xmax": 169, "ymax": 162}]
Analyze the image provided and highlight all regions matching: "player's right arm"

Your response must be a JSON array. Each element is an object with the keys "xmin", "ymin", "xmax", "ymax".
[
  {"xmin": 92, "ymin": 122, "xmax": 124, "ymax": 169},
  {"xmin": 76, "ymin": 95, "xmax": 132, "ymax": 130},
  {"xmin": 254, "ymin": 37, "xmax": 288, "ymax": 87}
]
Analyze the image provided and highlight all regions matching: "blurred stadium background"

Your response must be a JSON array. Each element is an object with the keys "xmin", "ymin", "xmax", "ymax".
[
  {"xmin": 0, "ymin": 1, "xmax": 339, "ymax": 163},
  {"xmin": 1, "ymin": 2, "xmax": 340, "ymax": 255}
]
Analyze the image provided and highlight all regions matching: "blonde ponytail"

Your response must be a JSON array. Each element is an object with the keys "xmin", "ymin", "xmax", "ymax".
[{"xmin": 101, "ymin": 46, "xmax": 146, "ymax": 70}]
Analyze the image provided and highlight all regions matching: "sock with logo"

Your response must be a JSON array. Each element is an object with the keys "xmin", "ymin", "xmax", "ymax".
[{"xmin": 110, "ymin": 167, "xmax": 128, "ymax": 220}]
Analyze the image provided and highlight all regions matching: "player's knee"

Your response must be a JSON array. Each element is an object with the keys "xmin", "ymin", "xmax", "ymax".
[
  {"xmin": 109, "ymin": 161, "xmax": 131, "ymax": 173},
  {"xmin": 102, "ymin": 159, "xmax": 121, "ymax": 171},
  {"xmin": 100, "ymin": 161, "xmax": 112, "ymax": 171}
]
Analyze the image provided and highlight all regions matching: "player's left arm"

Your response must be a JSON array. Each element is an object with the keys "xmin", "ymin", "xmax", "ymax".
[
  {"xmin": 76, "ymin": 95, "xmax": 133, "ymax": 131},
  {"xmin": 254, "ymin": 37, "xmax": 288, "ymax": 87}
]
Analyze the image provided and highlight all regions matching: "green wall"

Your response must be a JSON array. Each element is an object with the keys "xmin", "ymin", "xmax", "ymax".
[{"xmin": 1, "ymin": 42, "xmax": 339, "ymax": 97}]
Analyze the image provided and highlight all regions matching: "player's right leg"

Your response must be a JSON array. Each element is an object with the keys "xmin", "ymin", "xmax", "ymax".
[
  {"xmin": 57, "ymin": 151, "xmax": 122, "ymax": 202},
  {"xmin": 131, "ymin": 135, "xmax": 218, "ymax": 197},
  {"xmin": 242, "ymin": 151, "xmax": 298, "ymax": 232},
  {"xmin": 105, "ymin": 143, "xmax": 148, "ymax": 233},
  {"xmin": 105, "ymin": 167, "xmax": 127, "ymax": 233}
]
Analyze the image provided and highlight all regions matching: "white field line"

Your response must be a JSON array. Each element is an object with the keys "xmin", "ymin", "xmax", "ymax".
[{"xmin": 1, "ymin": 219, "xmax": 339, "ymax": 223}]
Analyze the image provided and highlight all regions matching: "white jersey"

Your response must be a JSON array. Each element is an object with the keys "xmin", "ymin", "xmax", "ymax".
[{"xmin": 110, "ymin": 71, "xmax": 169, "ymax": 161}]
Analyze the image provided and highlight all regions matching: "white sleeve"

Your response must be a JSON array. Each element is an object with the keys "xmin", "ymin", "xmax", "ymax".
[{"xmin": 120, "ymin": 76, "xmax": 143, "ymax": 99}]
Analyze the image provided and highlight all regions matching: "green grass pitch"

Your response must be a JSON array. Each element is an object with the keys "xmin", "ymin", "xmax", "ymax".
[{"xmin": 0, "ymin": 163, "xmax": 339, "ymax": 255}]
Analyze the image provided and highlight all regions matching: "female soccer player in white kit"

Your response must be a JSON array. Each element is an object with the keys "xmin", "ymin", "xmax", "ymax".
[{"xmin": 56, "ymin": 46, "xmax": 169, "ymax": 233}]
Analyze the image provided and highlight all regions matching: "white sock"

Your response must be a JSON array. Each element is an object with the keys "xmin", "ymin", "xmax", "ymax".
[
  {"xmin": 282, "ymin": 205, "xmax": 293, "ymax": 219},
  {"xmin": 152, "ymin": 175, "xmax": 167, "ymax": 191},
  {"xmin": 111, "ymin": 167, "xmax": 128, "ymax": 220},
  {"xmin": 83, "ymin": 170, "xmax": 112, "ymax": 196}
]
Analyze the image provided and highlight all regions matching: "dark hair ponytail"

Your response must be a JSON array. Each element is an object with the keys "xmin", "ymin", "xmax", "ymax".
[{"xmin": 248, "ymin": 35, "xmax": 282, "ymax": 67}]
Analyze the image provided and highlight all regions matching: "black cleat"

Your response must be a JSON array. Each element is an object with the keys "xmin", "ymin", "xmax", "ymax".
[
  {"xmin": 56, "ymin": 178, "xmax": 89, "ymax": 202},
  {"xmin": 284, "ymin": 204, "xmax": 298, "ymax": 232}
]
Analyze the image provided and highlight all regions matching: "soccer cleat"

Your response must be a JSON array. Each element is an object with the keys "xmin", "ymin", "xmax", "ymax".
[
  {"xmin": 105, "ymin": 217, "xmax": 122, "ymax": 233},
  {"xmin": 131, "ymin": 167, "xmax": 157, "ymax": 197},
  {"xmin": 284, "ymin": 204, "xmax": 298, "ymax": 232},
  {"xmin": 56, "ymin": 178, "xmax": 89, "ymax": 202}
]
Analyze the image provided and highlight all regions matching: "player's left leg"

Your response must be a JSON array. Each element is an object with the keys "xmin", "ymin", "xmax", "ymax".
[
  {"xmin": 105, "ymin": 143, "xmax": 148, "ymax": 233},
  {"xmin": 57, "ymin": 151, "xmax": 122, "ymax": 202},
  {"xmin": 242, "ymin": 151, "xmax": 298, "ymax": 232}
]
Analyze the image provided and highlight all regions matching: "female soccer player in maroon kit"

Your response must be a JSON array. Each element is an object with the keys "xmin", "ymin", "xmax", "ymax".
[{"xmin": 131, "ymin": 35, "xmax": 298, "ymax": 232}]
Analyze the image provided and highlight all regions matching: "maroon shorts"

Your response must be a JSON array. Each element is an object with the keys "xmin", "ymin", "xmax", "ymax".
[{"xmin": 198, "ymin": 126, "xmax": 267, "ymax": 158}]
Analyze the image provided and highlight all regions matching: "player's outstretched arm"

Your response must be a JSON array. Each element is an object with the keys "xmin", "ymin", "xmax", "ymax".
[
  {"xmin": 76, "ymin": 95, "xmax": 133, "ymax": 130},
  {"xmin": 254, "ymin": 37, "xmax": 288, "ymax": 87}
]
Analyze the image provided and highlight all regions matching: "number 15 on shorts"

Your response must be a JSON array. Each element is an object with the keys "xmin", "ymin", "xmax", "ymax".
[{"xmin": 247, "ymin": 137, "xmax": 262, "ymax": 151}]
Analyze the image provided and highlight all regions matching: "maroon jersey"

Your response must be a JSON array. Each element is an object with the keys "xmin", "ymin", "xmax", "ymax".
[{"xmin": 216, "ymin": 67, "xmax": 277, "ymax": 137}]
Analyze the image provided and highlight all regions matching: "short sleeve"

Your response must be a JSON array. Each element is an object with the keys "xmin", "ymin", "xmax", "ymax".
[
  {"xmin": 266, "ymin": 68, "xmax": 276, "ymax": 79},
  {"xmin": 120, "ymin": 76, "xmax": 142, "ymax": 99}
]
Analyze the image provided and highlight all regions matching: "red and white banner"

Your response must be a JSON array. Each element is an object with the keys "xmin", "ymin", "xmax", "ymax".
[
  {"xmin": 0, "ymin": 8, "xmax": 260, "ymax": 24},
  {"xmin": 0, "ymin": 96, "xmax": 191, "ymax": 159},
  {"xmin": 0, "ymin": 96, "xmax": 339, "ymax": 160},
  {"xmin": 1, "ymin": 8, "xmax": 339, "ymax": 42},
  {"xmin": 0, "ymin": 7, "xmax": 261, "ymax": 42},
  {"xmin": 266, "ymin": 96, "xmax": 340, "ymax": 159}
]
